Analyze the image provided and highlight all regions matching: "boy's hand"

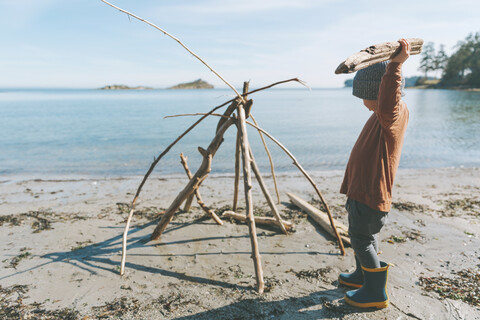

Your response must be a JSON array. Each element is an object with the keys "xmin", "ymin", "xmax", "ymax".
[{"xmin": 391, "ymin": 38, "xmax": 410, "ymax": 64}]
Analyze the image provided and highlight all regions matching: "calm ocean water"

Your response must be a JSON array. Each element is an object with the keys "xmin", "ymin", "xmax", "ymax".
[{"xmin": 0, "ymin": 88, "xmax": 479, "ymax": 178}]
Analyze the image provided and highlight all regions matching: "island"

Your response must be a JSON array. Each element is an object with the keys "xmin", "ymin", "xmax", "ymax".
[
  {"xmin": 168, "ymin": 79, "xmax": 214, "ymax": 89},
  {"xmin": 99, "ymin": 84, "xmax": 153, "ymax": 90}
]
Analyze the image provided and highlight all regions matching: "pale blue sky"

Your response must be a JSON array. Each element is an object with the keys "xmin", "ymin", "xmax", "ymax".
[{"xmin": 0, "ymin": 0, "xmax": 478, "ymax": 88}]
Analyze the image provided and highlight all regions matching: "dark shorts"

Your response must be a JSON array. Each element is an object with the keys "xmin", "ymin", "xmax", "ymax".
[{"xmin": 346, "ymin": 198, "xmax": 388, "ymax": 238}]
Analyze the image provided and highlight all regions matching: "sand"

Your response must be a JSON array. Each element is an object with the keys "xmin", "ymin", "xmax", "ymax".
[{"xmin": 1, "ymin": 167, "xmax": 479, "ymax": 319}]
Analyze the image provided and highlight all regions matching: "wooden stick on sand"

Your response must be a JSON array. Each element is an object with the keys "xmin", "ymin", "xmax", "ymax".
[
  {"xmin": 237, "ymin": 101, "xmax": 264, "ymax": 293},
  {"xmin": 287, "ymin": 193, "xmax": 350, "ymax": 246},
  {"xmin": 222, "ymin": 211, "xmax": 294, "ymax": 232}
]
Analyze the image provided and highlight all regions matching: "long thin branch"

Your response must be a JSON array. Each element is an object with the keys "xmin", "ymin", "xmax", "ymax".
[
  {"xmin": 165, "ymin": 113, "xmax": 232, "ymax": 120},
  {"xmin": 244, "ymin": 121, "xmax": 345, "ymax": 256},
  {"xmin": 250, "ymin": 114, "xmax": 280, "ymax": 204},
  {"xmin": 246, "ymin": 78, "xmax": 310, "ymax": 96},
  {"xmin": 100, "ymin": 0, "xmax": 243, "ymax": 101}
]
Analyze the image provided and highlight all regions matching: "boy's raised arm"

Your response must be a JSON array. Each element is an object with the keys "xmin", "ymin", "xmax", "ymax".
[{"xmin": 377, "ymin": 39, "xmax": 411, "ymax": 128}]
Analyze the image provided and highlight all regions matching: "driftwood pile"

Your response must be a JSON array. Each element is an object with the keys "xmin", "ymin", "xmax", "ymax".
[
  {"xmin": 120, "ymin": 80, "xmax": 346, "ymax": 294},
  {"xmin": 100, "ymin": 0, "xmax": 347, "ymax": 293}
]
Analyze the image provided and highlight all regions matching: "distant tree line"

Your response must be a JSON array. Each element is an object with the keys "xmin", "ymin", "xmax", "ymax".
[{"xmin": 419, "ymin": 32, "xmax": 480, "ymax": 88}]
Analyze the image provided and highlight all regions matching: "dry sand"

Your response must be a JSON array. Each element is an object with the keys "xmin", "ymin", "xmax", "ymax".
[{"xmin": 1, "ymin": 167, "xmax": 479, "ymax": 319}]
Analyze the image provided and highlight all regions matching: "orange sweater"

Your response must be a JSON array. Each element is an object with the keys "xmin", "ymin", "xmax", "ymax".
[{"xmin": 340, "ymin": 62, "xmax": 409, "ymax": 212}]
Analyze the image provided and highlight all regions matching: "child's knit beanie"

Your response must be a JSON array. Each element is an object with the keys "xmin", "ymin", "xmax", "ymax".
[{"xmin": 352, "ymin": 61, "xmax": 405, "ymax": 100}]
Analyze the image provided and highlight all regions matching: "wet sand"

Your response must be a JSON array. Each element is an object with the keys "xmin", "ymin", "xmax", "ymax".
[{"xmin": 1, "ymin": 167, "xmax": 479, "ymax": 319}]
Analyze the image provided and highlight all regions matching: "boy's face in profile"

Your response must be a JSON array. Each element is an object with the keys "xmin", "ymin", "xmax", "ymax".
[{"xmin": 363, "ymin": 99, "xmax": 377, "ymax": 112}]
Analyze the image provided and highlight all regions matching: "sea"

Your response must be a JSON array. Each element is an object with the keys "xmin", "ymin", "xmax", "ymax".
[{"xmin": 1, "ymin": 88, "xmax": 479, "ymax": 178}]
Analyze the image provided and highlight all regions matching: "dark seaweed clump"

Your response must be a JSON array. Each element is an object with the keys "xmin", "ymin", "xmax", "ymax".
[
  {"xmin": 419, "ymin": 268, "xmax": 480, "ymax": 307},
  {"xmin": 288, "ymin": 267, "xmax": 332, "ymax": 283},
  {"xmin": 0, "ymin": 284, "xmax": 78, "ymax": 320},
  {"xmin": 0, "ymin": 210, "xmax": 87, "ymax": 233},
  {"xmin": 116, "ymin": 202, "xmax": 165, "ymax": 221}
]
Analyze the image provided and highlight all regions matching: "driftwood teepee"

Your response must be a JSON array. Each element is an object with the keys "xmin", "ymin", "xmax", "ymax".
[{"xmin": 101, "ymin": 0, "xmax": 345, "ymax": 293}]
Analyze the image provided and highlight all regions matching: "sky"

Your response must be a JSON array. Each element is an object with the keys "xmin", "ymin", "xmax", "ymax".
[{"xmin": 0, "ymin": 0, "xmax": 478, "ymax": 89}]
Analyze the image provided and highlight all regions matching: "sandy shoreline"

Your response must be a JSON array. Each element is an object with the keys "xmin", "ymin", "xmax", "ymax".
[{"xmin": 1, "ymin": 167, "xmax": 479, "ymax": 319}]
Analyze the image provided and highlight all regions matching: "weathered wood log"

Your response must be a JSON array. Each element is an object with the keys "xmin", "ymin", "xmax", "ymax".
[
  {"xmin": 335, "ymin": 38, "xmax": 424, "ymax": 74},
  {"xmin": 179, "ymin": 153, "xmax": 223, "ymax": 225},
  {"xmin": 151, "ymin": 117, "xmax": 235, "ymax": 240},
  {"xmin": 287, "ymin": 192, "xmax": 350, "ymax": 246},
  {"xmin": 248, "ymin": 146, "xmax": 288, "ymax": 235},
  {"xmin": 222, "ymin": 211, "xmax": 294, "ymax": 231},
  {"xmin": 237, "ymin": 101, "xmax": 264, "ymax": 294}
]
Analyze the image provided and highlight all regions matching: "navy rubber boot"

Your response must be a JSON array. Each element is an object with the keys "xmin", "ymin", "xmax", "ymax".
[
  {"xmin": 344, "ymin": 261, "xmax": 390, "ymax": 309},
  {"xmin": 338, "ymin": 255, "xmax": 363, "ymax": 288}
]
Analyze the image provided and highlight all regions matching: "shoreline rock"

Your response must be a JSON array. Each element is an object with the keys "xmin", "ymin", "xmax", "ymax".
[{"xmin": 99, "ymin": 84, "xmax": 153, "ymax": 90}]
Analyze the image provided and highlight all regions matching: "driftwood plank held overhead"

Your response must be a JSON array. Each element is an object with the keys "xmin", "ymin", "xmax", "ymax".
[{"xmin": 335, "ymin": 38, "xmax": 424, "ymax": 74}]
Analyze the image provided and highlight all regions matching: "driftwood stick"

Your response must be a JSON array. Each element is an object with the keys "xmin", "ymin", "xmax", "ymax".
[
  {"xmin": 100, "ymin": 0, "xmax": 244, "ymax": 101},
  {"xmin": 250, "ymin": 114, "xmax": 280, "ymax": 204},
  {"xmin": 165, "ymin": 113, "xmax": 232, "ymax": 120},
  {"xmin": 222, "ymin": 211, "xmax": 294, "ymax": 232},
  {"xmin": 183, "ymin": 194, "xmax": 195, "ymax": 212},
  {"xmin": 245, "ymin": 121, "xmax": 346, "ymax": 256},
  {"xmin": 120, "ymin": 207, "xmax": 135, "ymax": 275},
  {"xmin": 246, "ymin": 78, "xmax": 310, "ymax": 95},
  {"xmin": 151, "ymin": 117, "xmax": 235, "ymax": 240},
  {"xmin": 179, "ymin": 153, "xmax": 223, "ymax": 225},
  {"xmin": 335, "ymin": 38, "xmax": 424, "ymax": 74},
  {"xmin": 249, "ymin": 146, "xmax": 288, "ymax": 235},
  {"xmin": 287, "ymin": 193, "xmax": 350, "ymax": 246},
  {"xmin": 232, "ymin": 82, "xmax": 250, "ymax": 211},
  {"xmin": 233, "ymin": 128, "xmax": 241, "ymax": 212},
  {"xmin": 237, "ymin": 102, "xmax": 264, "ymax": 294}
]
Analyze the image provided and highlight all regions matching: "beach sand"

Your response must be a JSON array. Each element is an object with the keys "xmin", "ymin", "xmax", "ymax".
[{"xmin": 1, "ymin": 167, "xmax": 479, "ymax": 319}]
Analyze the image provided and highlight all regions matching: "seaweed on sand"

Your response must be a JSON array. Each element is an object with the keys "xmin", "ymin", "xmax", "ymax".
[
  {"xmin": 441, "ymin": 198, "xmax": 480, "ymax": 216},
  {"xmin": 5, "ymin": 248, "xmax": 32, "ymax": 269},
  {"xmin": 0, "ymin": 284, "xmax": 79, "ymax": 320},
  {"xmin": 287, "ymin": 267, "xmax": 332, "ymax": 283},
  {"xmin": 419, "ymin": 268, "xmax": 480, "ymax": 307},
  {"xmin": 392, "ymin": 201, "xmax": 428, "ymax": 213},
  {"xmin": 115, "ymin": 202, "xmax": 165, "ymax": 221},
  {"xmin": 0, "ymin": 210, "xmax": 87, "ymax": 233}
]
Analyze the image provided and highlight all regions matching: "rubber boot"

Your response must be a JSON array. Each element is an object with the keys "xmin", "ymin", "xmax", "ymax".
[
  {"xmin": 338, "ymin": 255, "xmax": 363, "ymax": 288},
  {"xmin": 344, "ymin": 261, "xmax": 389, "ymax": 309}
]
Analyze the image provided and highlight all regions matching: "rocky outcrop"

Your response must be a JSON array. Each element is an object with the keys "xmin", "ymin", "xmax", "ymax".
[{"xmin": 168, "ymin": 79, "xmax": 214, "ymax": 89}]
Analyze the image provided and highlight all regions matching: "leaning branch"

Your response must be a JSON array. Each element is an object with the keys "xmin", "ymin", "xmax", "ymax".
[
  {"xmin": 251, "ymin": 114, "xmax": 280, "ymax": 204},
  {"xmin": 100, "ymin": 0, "xmax": 243, "ymax": 101}
]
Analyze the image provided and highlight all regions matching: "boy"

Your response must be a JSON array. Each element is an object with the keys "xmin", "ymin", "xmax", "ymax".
[{"xmin": 338, "ymin": 39, "xmax": 411, "ymax": 308}]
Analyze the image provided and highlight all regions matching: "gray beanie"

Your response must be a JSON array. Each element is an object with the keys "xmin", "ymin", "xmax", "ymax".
[{"xmin": 352, "ymin": 61, "xmax": 405, "ymax": 100}]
